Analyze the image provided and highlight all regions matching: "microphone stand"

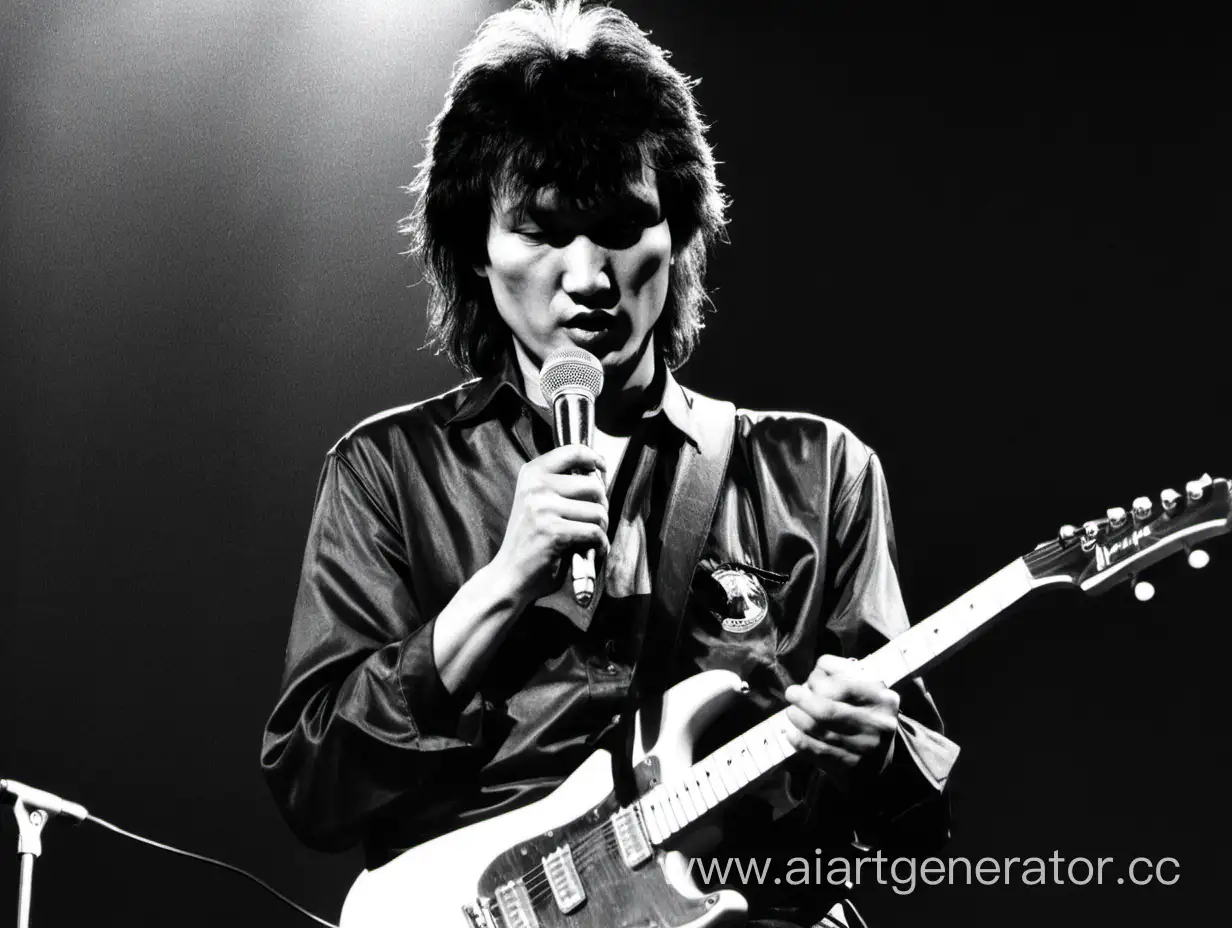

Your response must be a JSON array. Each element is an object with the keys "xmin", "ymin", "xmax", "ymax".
[
  {"xmin": 10, "ymin": 796, "xmax": 48, "ymax": 928},
  {"xmin": 3, "ymin": 779, "xmax": 89, "ymax": 928}
]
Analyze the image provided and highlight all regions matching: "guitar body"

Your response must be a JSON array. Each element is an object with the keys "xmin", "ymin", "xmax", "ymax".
[{"xmin": 339, "ymin": 670, "xmax": 750, "ymax": 928}]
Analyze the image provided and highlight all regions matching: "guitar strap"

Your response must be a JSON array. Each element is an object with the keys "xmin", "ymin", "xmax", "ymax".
[{"xmin": 630, "ymin": 388, "xmax": 737, "ymax": 705}]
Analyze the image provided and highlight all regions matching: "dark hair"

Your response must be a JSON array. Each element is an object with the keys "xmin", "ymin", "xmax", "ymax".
[{"xmin": 402, "ymin": 0, "xmax": 727, "ymax": 377}]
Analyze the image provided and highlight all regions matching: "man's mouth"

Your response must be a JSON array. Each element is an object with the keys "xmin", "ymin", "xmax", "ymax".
[{"xmin": 563, "ymin": 311, "xmax": 616, "ymax": 332}]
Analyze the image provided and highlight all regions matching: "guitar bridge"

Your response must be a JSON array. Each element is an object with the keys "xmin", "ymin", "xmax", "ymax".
[{"xmin": 461, "ymin": 897, "xmax": 499, "ymax": 928}]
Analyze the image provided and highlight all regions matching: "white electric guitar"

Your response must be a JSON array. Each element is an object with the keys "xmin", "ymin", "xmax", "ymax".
[{"xmin": 340, "ymin": 474, "xmax": 1229, "ymax": 928}]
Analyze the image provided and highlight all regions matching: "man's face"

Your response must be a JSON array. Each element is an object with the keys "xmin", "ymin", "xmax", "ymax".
[{"xmin": 479, "ymin": 169, "xmax": 673, "ymax": 388}]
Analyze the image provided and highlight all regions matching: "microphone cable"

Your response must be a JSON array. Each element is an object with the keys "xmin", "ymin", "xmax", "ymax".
[{"xmin": 85, "ymin": 813, "xmax": 339, "ymax": 928}]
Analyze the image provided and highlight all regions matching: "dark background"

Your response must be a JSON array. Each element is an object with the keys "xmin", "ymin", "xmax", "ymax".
[{"xmin": 2, "ymin": 1, "xmax": 1227, "ymax": 925}]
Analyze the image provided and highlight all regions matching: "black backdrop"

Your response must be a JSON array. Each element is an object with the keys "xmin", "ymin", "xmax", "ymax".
[{"xmin": 3, "ymin": 2, "xmax": 1227, "ymax": 926}]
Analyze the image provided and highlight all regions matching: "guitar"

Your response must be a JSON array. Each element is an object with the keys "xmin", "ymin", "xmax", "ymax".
[{"xmin": 339, "ymin": 474, "xmax": 1229, "ymax": 928}]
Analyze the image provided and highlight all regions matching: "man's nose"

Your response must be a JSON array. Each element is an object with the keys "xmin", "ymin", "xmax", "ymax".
[{"xmin": 560, "ymin": 236, "xmax": 613, "ymax": 302}]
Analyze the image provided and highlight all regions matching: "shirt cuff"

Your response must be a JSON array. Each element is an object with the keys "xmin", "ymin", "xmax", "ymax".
[
  {"xmin": 855, "ymin": 713, "xmax": 959, "ymax": 847},
  {"xmin": 397, "ymin": 616, "xmax": 484, "ymax": 748}
]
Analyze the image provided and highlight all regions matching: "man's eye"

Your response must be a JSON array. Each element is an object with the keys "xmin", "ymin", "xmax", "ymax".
[
  {"xmin": 518, "ymin": 227, "xmax": 572, "ymax": 246},
  {"xmin": 593, "ymin": 220, "xmax": 644, "ymax": 248}
]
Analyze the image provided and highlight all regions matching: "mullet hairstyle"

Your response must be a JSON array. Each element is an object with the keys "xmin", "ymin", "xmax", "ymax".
[{"xmin": 402, "ymin": 0, "xmax": 728, "ymax": 377}]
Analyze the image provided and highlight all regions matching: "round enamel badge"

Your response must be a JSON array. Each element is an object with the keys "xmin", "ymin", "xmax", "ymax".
[{"xmin": 710, "ymin": 566, "xmax": 769, "ymax": 633}]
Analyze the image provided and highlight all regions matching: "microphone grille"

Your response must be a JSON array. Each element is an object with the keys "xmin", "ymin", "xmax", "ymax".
[{"xmin": 541, "ymin": 347, "xmax": 604, "ymax": 403}]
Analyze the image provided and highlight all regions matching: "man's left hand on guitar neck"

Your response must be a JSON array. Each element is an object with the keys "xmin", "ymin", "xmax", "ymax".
[{"xmin": 782, "ymin": 654, "xmax": 901, "ymax": 792}]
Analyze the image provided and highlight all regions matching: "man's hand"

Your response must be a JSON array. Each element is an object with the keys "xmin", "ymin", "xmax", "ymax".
[
  {"xmin": 489, "ymin": 445, "xmax": 609, "ymax": 607},
  {"xmin": 783, "ymin": 654, "xmax": 900, "ymax": 791}
]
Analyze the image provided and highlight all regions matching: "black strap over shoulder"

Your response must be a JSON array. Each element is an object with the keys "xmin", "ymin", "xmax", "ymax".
[
  {"xmin": 637, "ymin": 390, "xmax": 737, "ymax": 699},
  {"xmin": 606, "ymin": 389, "xmax": 735, "ymax": 800}
]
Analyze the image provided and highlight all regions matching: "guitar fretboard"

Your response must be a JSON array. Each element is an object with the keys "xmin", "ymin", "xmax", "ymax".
[
  {"xmin": 634, "ymin": 558, "xmax": 1036, "ymax": 846},
  {"xmin": 862, "ymin": 558, "xmax": 1035, "ymax": 687}
]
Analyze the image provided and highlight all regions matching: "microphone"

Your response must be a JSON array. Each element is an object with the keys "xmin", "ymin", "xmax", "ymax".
[
  {"xmin": 0, "ymin": 779, "xmax": 89, "ymax": 823},
  {"xmin": 540, "ymin": 346, "xmax": 605, "ymax": 606}
]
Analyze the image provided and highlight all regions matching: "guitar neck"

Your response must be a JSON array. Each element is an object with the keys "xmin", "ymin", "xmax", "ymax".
[
  {"xmin": 862, "ymin": 557, "xmax": 1036, "ymax": 687},
  {"xmin": 636, "ymin": 558, "xmax": 1038, "ymax": 844}
]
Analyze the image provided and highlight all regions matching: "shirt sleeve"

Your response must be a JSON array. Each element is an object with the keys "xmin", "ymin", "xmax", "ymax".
[
  {"xmin": 260, "ymin": 449, "xmax": 485, "ymax": 851},
  {"xmin": 818, "ymin": 449, "xmax": 959, "ymax": 851}
]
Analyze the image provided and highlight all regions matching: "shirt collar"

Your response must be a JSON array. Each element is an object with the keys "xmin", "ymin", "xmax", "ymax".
[
  {"xmin": 445, "ymin": 348, "xmax": 527, "ymax": 426},
  {"xmin": 446, "ymin": 344, "xmax": 700, "ymax": 447},
  {"xmin": 656, "ymin": 367, "xmax": 701, "ymax": 447}
]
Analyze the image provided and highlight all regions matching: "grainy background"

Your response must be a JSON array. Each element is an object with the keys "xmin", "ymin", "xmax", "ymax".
[{"xmin": 2, "ymin": 1, "xmax": 1226, "ymax": 925}]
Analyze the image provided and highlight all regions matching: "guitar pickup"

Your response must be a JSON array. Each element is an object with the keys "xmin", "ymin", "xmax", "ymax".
[
  {"xmin": 611, "ymin": 806, "xmax": 653, "ymax": 867},
  {"xmin": 543, "ymin": 844, "xmax": 586, "ymax": 914},
  {"xmin": 494, "ymin": 878, "xmax": 540, "ymax": 928}
]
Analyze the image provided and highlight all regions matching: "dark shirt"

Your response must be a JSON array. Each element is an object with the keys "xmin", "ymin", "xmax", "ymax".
[{"xmin": 262, "ymin": 354, "xmax": 959, "ymax": 925}]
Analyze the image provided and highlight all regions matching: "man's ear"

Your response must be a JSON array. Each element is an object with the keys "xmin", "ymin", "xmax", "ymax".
[{"xmin": 474, "ymin": 264, "xmax": 489, "ymax": 279}]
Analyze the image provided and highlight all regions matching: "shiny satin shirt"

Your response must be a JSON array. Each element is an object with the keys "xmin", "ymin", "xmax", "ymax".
[{"xmin": 261, "ymin": 356, "xmax": 959, "ymax": 920}]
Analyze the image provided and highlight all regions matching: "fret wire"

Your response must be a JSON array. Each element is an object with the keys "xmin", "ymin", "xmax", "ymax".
[
  {"xmin": 651, "ymin": 789, "xmax": 673, "ymax": 837},
  {"xmin": 758, "ymin": 719, "xmax": 788, "ymax": 765},
  {"xmin": 667, "ymin": 786, "xmax": 693, "ymax": 825},
  {"xmin": 717, "ymin": 747, "xmax": 744, "ymax": 794},
  {"xmin": 736, "ymin": 741, "xmax": 762, "ymax": 781},
  {"xmin": 658, "ymin": 787, "xmax": 681, "ymax": 833},
  {"xmin": 699, "ymin": 754, "xmax": 729, "ymax": 801},
  {"xmin": 689, "ymin": 765, "xmax": 716, "ymax": 811},
  {"xmin": 637, "ymin": 799, "xmax": 663, "ymax": 845},
  {"xmin": 695, "ymin": 755, "xmax": 723, "ymax": 806},
  {"xmin": 744, "ymin": 728, "xmax": 775, "ymax": 772},
  {"xmin": 677, "ymin": 780, "xmax": 701, "ymax": 820}
]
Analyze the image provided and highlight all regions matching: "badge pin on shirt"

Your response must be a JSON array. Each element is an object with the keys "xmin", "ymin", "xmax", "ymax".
[{"xmin": 709, "ymin": 566, "xmax": 770, "ymax": 633}]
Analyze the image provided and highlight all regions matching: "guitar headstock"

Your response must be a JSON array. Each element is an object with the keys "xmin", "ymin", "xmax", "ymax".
[{"xmin": 1024, "ymin": 474, "xmax": 1230, "ymax": 596}]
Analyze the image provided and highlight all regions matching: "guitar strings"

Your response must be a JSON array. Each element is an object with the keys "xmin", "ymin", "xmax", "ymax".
[
  {"xmin": 496, "ymin": 709, "xmax": 801, "ymax": 914},
  {"xmin": 516, "ymin": 820, "xmax": 615, "ymax": 899},
  {"xmin": 516, "ymin": 768, "xmax": 735, "ymax": 903},
  {"xmin": 516, "ymin": 791, "xmax": 682, "ymax": 899},
  {"xmin": 511, "ymin": 749, "xmax": 768, "ymax": 910},
  {"xmin": 516, "ymin": 734, "xmax": 782, "ymax": 897},
  {"xmin": 516, "ymin": 786, "xmax": 705, "ymax": 907},
  {"xmin": 519, "ymin": 815, "xmax": 655, "ymax": 904},
  {"xmin": 516, "ymin": 766, "xmax": 754, "ymax": 912},
  {"xmin": 522, "ymin": 829, "xmax": 626, "ymax": 906}
]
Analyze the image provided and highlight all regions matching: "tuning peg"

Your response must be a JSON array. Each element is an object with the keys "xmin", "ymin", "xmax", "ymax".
[
  {"xmin": 1132, "ymin": 578, "xmax": 1156, "ymax": 602},
  {"xmin": 1187, "ymin": 547, "xmax": 1211, "ymax": 569},
  {"xmin": 1081, "ymin": 521, "xmax": 1100, "ymax": 550},
  {"xmin": 1186, "ymin": 474, "xmax": 1213, "ymax": 502},
  {"xmin": 1132, "ymin": 497, "xmax": 1152, "ymax": 522},
  {"xmin": 1106, "ymin": 507, "xmax": 1128, "ymax": 529},
  {"xmin": 1160, "ymin": 488, "xmax": 1181, "ymax": 514},
  {"xmin": 1058, "ymin": 524, "xmax": 1078, "ymax": 546}
]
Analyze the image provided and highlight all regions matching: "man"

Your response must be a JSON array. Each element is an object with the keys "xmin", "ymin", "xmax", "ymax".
[{"xmin": 262, "ymin": 2, "xmax": 958, "ymax": 925}]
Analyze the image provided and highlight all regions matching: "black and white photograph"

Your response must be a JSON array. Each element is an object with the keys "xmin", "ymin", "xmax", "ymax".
[{"xmin": 3, "ymin": 2, "xmax": 1226, "ymax": 926}]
